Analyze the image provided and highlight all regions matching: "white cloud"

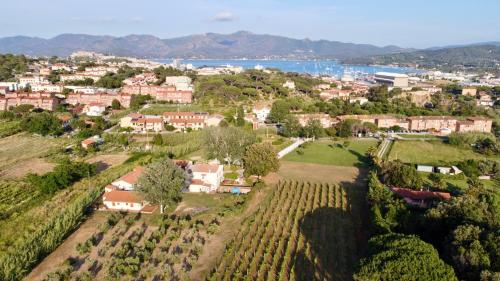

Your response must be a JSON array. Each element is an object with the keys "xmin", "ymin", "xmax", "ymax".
[{"xmin": 212, "ymin": 11, "xmax": 237, "ymax": 22}]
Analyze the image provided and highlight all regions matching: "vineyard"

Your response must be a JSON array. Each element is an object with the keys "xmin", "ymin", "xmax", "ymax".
[
  {"xmin": 209, "ymin": 180, "xmax": 365, "ymax": 281},
  {"xmin": 0, "ymin": 179, "xmax": 42, "ymax": 221},
  {"xmin": 43, "ymin": 212, "xmax": 220, "ymax": 280}
]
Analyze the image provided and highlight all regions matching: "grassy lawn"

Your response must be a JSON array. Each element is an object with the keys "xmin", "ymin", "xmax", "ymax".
[
  {"xmin": 0, "ymin": 120, "xmax": 21, "ymax": 138},
  {"xmin": 397, "ymin": 134, "xmax": 442, "ymax": 140},
  {"xmin": 282, "ymin": 138, "xmax": 378, "ymax": 167},
  {"xmin": 388, "ymin": 140, "xmax": 499, "ymax": 166}
]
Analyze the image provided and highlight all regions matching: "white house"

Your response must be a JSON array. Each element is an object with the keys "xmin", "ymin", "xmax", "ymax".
[
  {"xmin": 103, "ymin": 190, "xmax": 146, "ymax": 212},
  {"xmin": 189, "ymin": 163, "xmax": 224, "ymax": 193},
  {"xmin": 283, "ymin": 80, "xmax": 296, "ymax": 90},
  {"xmin": 252, "ymin": 104, "xmax": 271, "ymax": 123},
  {"xmin": 84, "ymin": 102, "xmax": 106, "ymax": 116}
]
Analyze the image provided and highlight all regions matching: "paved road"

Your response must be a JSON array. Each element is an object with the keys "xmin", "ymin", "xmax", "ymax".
[
  {"xmin": 377, "ymin": 138, "xmax": 393, "ymax": 159},
  {"xmin": 277, "ymin": 138, "xmax": 308, "ymax": 159}
]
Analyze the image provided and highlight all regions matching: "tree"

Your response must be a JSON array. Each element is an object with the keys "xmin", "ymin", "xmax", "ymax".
[
  {"xmin": 429, "ymin": 173, "xmax": 447, "ymax": 190},
  {"xmin": 354, "ymin": 233, "xmax": 458, "ymax": 281},
  {"xmin": 111, "ymin": 99, "xmax": 121, "ymax": 110},
  {"xmin": 243, "ymin": 143, "xmax": 280, "ymax": 181},
  {"xmin": 268, "ymin": 100, "xmax": 290, "ymax": 123},
  {"xmin": 336, "ymin": 119, "xmax": 359, "ymax": 138},
  {"xmin": 152, "ymin": 134, "xmax": 163, "ymax": 146},
  {"xmin": 236, "ymin": 106, "xmax": 245, "ymax": 127},
  {"xmin": 447, "ymin": 224, "xmax": 491, "ymax": 281},
  {"xmin": 203, "ymin": 126, "xmax": 257, "ymax": 164},
  {"xmin": 302, "ymin": 119, "xmax": 325, "ymax": 139},
  {"xmin": 21, "ymin": 112, "xmax": 63, "ymax": 136},
  {"xmin": 380, "ymin": 160, "xmax": 423, "ymax": 190},
  {"xmin": 281, "ymin": 114, "xmax": 301, "ymax": 137},
  {"xmin": 137, "ymin": 159, "xmax": 185, "ymax": 213}
]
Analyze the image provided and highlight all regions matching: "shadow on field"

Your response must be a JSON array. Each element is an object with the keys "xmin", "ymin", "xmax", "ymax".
[{"xmin": 293, "ymin": 171, "xmax": 369, "ymax": 281}]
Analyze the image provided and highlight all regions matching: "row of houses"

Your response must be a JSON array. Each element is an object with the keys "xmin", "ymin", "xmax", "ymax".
[
  {"xmin": 103, "ymin": 162, "xmax": 224, "ymax": 213},
  {"xmin": 120, "ymin": 112, "xmax": 224, "ymax": 132},
  {"xmin": 122, "ymin": 85, "xmax": 192, "ymax": 103},
  {"xmin": 294, "ymin": 113, "xmax": 493, "ymax": 133}
]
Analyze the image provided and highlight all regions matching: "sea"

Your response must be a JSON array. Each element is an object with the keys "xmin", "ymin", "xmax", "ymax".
[{"xmin": 154, "ymin": 59, "xmax": 420, "ymax": 78}]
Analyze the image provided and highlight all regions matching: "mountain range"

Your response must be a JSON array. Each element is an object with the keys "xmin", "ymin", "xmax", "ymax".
[
  {"xmin": 343, "ymin": 45, "xmax": 500, "ymax": 69},
  {"xmin": 0, "ymin": 31, "xmax": 412, "ymax": 59}
]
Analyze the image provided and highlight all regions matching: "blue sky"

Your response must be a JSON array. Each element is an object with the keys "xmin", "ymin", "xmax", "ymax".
[{"xmin": 1, "ymin": 0, "xmax": 499, "ymax": 48}]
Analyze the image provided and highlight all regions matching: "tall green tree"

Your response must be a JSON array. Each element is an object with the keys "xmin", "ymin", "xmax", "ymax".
[
  {"xmin": 203, "ymin": 126, "xmax": 257, "ymax": 164},
  {"xmin": 354, "ymin": 233, "xmax": 457, "ymax": 281},
  {"xmin": 137, "ymin": 159, "xmax": 185, "ymax": 213},
  {"xmin": 243, "ymin": 143, "xmax": 280, "ymax": 180}
]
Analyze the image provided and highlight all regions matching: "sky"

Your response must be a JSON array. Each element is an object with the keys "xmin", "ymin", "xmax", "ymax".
[{"xmin": 1, "ymin": 0, "xmax": 499, "ymax": 48}]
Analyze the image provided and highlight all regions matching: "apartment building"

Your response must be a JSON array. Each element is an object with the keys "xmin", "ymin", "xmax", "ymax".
[
  {"xmin": 66, "ymin": 93, "xmax": 132, "ymax": 108},
  {"xmin": 31, "ymin": 84, "xmax": 63, "ymax": 93},
  {"xmin": 163, "ymin": 111, "xmax": 212, "ymax": 130},
  {"xmin": 0, "ymin": 92, "xmax": 59, "ymax": 111},
  {"xmin": 407, "ymin": 116, "xmax": 458, "ymax": 132},
  {"xmin": 122, "ymin": 85, "xmax": 193, "ymax": 103},
  {"xmin": 164, "ymin": 76, "xmax": 193, "ymax": 91},
  {"xmin": 456, "ymin": 117, "xmax": 493, "ymax": 133}
]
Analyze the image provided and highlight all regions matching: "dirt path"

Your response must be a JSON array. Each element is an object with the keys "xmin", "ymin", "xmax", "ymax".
[{"xmin": 25, "ymin": 212, "xmax": 108, "ymax": 281}]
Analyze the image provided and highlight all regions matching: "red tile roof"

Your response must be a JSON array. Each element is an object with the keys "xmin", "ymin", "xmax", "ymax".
[
  {"xmin": 192, "ymin": 163, "xmax": 220, "ymax": 173},
  {"xmin": 117, "ymin": 167, "xmax": 144, "ymax": 185},
  {"xmin": 392, "ymin": 187, "xmax": 451, "ymax": 201},
  {"xmin": 103, "ymin": 190, "xmax": 143, "ymax": 203}
]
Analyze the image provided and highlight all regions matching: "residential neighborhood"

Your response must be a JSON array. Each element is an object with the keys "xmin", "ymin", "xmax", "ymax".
[{"xmin": 0, "ymin": 2, "xmax": 499, "ymax": 281}]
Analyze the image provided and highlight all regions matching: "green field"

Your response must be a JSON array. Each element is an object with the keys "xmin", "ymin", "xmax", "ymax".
[
  {"xmin": 0, "ymin": 121, "xmax": 21, "ymax": 138},
  {"xmin": 388, "ymin": 140, "xmax": 499, "ymax": 166},
  {"xmin": 282, "ymin": 139, "xmax": 378, "ymax": 167}
]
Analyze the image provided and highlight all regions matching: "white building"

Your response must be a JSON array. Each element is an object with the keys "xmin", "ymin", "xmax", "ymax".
[
  {"xmin": 252, "ymin": 104, "xmax": 271, "ymax": 123},
  {"xmin": 164, "ymin": 76, "xmax": 193, "ymax": 91},
  {"xmin": 102, "ymin": 190, "xmax": 147, "ymax": 212},
  {"xmin": 84, "ymin": 103, "xmax": 106, "ymax": 116},
  {"xmin": 374, "ymin": 72, "xmax": 409, "ymax": 88},
  {"xmin": 283, "ymin": 80, "xmax": 296, "ymax": 90},
  {"xmin": 31, "ymin": 84, "xmax": 63, "ymax": 93},
  {"xmin": 189, "ymin": 163, "xmax": 224, "ymax": 193},
  {"xmin": 19, "ymin": 76, "xmax": 48, "ymax": 88}
]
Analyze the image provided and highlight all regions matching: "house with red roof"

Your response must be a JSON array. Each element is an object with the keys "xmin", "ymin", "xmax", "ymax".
[
  {"xmin": 391, "ymin": 187, "xmax": 451, "ymax": 208},
  {"xmin": 111, "ymin": 166, "xmax": 144, "ymax": 191}
]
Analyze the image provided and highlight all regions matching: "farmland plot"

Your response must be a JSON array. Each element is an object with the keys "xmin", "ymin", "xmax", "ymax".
[{"xmin": 209, "ymin": 180, "xmax": 366, "ymax": 281}]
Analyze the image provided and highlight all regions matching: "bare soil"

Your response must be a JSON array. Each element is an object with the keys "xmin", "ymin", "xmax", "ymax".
[
  {"xmin": 0, "ymin": 158, "xmax": 55, "ymax": 179},
  {"xmin": 25, "ymin": 212, "xmax": 108, "ymax": 281},
  {"xmin": 86, "ymin": 153, "xmax": 129, "ymax": 173}
]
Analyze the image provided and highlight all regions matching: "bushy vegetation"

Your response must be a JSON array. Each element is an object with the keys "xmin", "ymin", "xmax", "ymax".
[
  {"xmin": 20, "ymin": 112, "xmax": 63, "ymax": 136},
  {"xmin": 195, "ymin": 70, "xmax": 321, "ymax": 104},
  {"xmin": 26, "ymin": 159, "xmax": 97, "ymax": 194},
  {"xmin": 354, "ymin": 233, "xmax": 457, "ymax": 281},
  {"xmin": 95, "ymin": 66, "xmax": 143, "ymax": 88},
  {"xmin": 363, "ymin": 141, "xmax": 500, "ymax": 281},
  {"xmin": 0, "ymin": 54, "xmax": 29, "ymax": 81}
]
